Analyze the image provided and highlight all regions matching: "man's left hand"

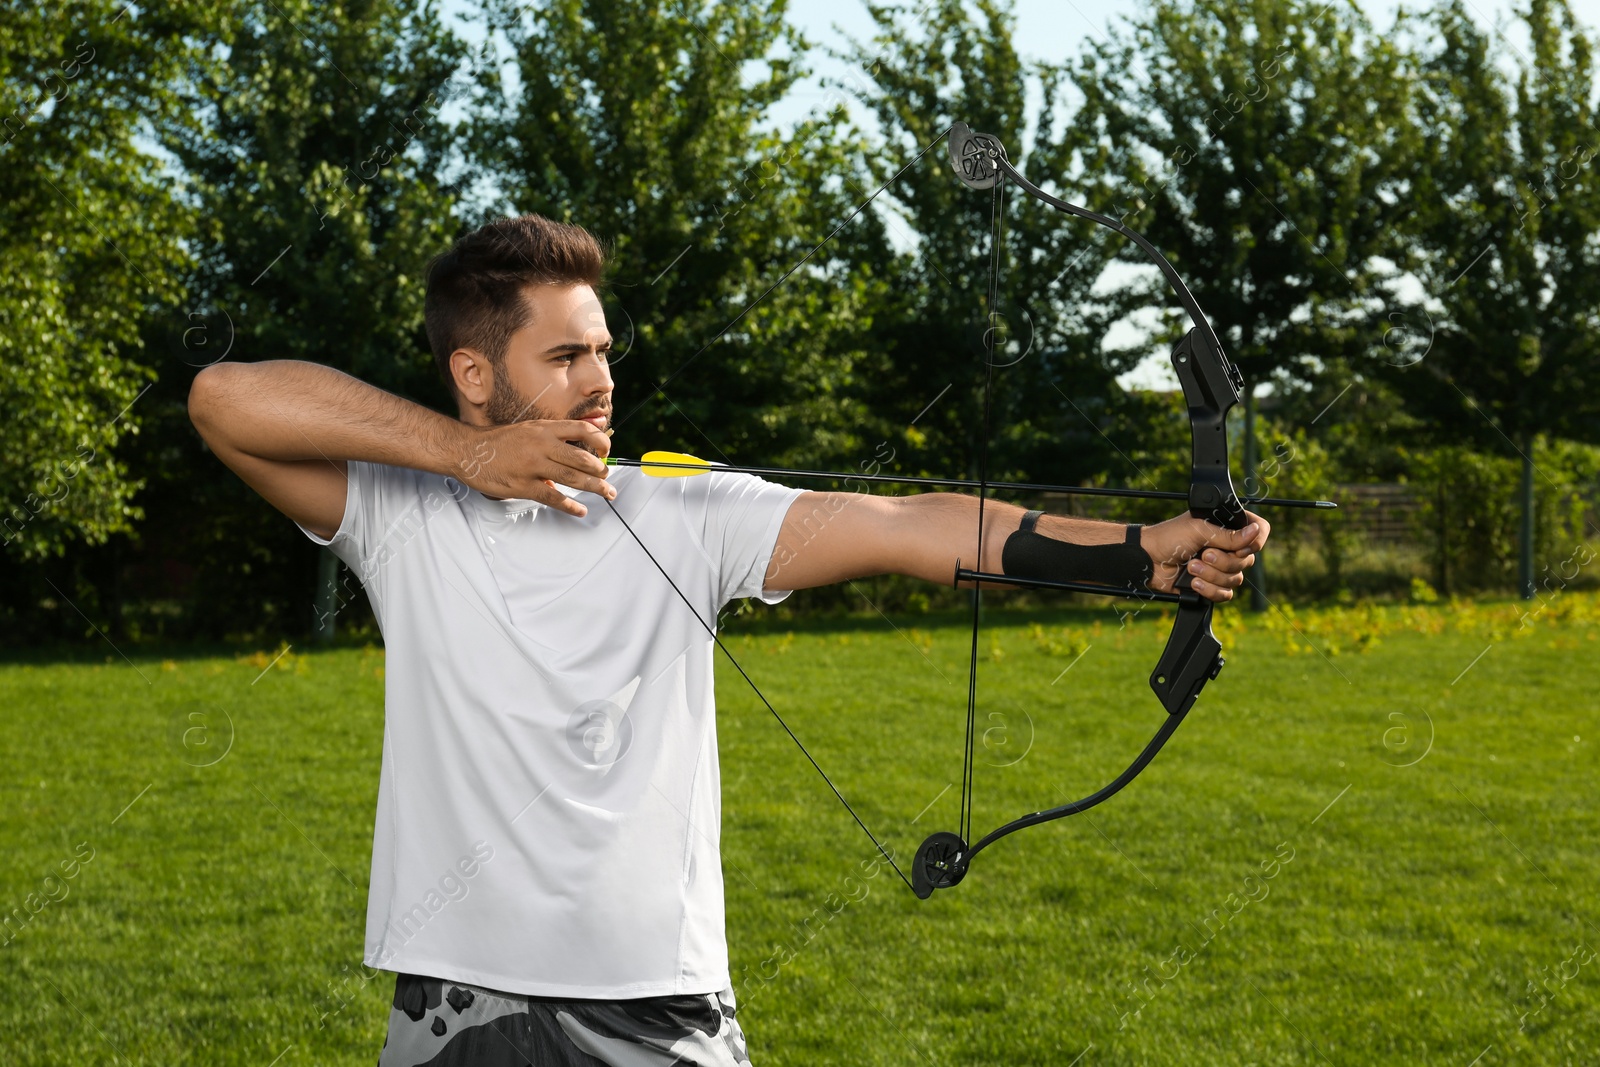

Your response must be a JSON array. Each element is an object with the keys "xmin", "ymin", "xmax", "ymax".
[{"xmin": 1141, "ymin": 511, "xmax": 1271, "ymax": 602}]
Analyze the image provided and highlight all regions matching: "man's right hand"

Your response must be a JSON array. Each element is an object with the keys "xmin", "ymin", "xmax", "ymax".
[
  {"xmin": 456, "ymin": 420, "xmax": 616, "ymax": 517},
  {"xmin": 187, "ymin": 361, "xmax": 622, "ymax": 537}
]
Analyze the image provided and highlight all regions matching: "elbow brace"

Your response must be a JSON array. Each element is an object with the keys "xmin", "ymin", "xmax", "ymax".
[{"xmin": 1000, "ymin": 510, "xmax": 1153, "ymax": 592}]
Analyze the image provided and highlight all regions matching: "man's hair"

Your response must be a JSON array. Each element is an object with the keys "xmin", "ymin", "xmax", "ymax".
[{"xmin": 424, "ymin": 214, "xmax": 606, "ymax": 394}]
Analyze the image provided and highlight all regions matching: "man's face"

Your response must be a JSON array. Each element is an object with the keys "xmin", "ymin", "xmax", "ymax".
[{"xmin": 457, "ymin": 284, "xmax": 614, "ymax": 452}]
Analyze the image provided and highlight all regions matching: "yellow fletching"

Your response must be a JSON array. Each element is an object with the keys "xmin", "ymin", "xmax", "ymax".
[{"xmin": 638, "ymin": 450, "xmax": 710, "ymax": 478}]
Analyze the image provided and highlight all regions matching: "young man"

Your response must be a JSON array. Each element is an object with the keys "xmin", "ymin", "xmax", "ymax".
[{"xmin": 187, "ymin": 214, "xmax": 1267, "ymax": 1065}]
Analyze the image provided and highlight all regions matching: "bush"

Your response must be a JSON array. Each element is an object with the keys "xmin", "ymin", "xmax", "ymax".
[{"xmin": 1405, "ymin": 439, "xmax": 1600, "ymax": 594}]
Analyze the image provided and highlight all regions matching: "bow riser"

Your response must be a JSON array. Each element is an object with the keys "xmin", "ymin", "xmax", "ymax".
[
  {"xmin": 1148, "ymin": 328, "xmax": 1251, "ymax": 716},
  {"xmin": 1172, "ymin": 330, "xmax": 1249, "ymax": 530}
]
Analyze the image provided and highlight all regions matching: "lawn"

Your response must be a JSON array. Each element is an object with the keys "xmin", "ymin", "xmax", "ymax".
[{"xmin": 1, "ymin": 591, "xmax": 1596, "ymax": 1065}]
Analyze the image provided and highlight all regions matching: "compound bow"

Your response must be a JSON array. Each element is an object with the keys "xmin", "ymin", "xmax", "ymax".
[
  {"xmin": 908, "ymin": 123, "xmax": 1266, "ymax": 898},
  {"xmin": 602, "ymin": 121, "xmax": 1331, "ymax": 900}
]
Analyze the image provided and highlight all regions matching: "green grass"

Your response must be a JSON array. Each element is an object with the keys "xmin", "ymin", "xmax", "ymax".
[{"xmin": 2, "ymin": 595, "xmax": 1597, "ymax": 1065}]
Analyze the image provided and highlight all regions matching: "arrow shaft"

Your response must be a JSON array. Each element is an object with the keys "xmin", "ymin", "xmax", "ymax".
[{"xmin": 609, "ymin": 458, "xmax": 1335, "ymax": 510}]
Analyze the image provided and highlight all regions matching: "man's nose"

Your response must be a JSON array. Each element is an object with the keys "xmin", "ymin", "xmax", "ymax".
[{"xmin": 581, "ymin": 350, "xmax": 613, "ymax": 393}]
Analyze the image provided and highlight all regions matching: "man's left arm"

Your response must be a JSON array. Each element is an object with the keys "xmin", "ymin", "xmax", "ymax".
[{"xmin": 764, "ymin": 492, "xmax": 1269, "ymax": 603}]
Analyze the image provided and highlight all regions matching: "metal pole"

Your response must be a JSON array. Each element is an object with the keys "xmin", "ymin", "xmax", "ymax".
[{"xmin": 1519, "ymin": 433, "xmax": 1535, "ymax": 600}]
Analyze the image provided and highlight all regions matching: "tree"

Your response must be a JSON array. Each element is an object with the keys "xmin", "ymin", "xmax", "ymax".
[
  {"xmin": 0, "ymin": 2, "xmax": 221, "ymax": 640},
  {"xmin": 472, "ymin": 0, "xmax": 873, "ymax": 469},
  {"xmin": 149, "ymin": 0, "xmax": 467, "ymax": 639},
  {"xmin": 1390, "ymin": 0, "xmax": 1600, "ymax": 598},
  {"xmin": 836, "ymin": 0, "xmax": 1143, "ymax": 493},
  {"xmin": 1073, "ymin": 0, "xmax": 1418, "ymax": 607}
]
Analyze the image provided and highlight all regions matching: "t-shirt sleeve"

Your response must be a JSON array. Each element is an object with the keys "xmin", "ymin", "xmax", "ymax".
[
  {"xmin": 294, "ymin": 460, "xmax": 422, "ymax": 580},
  {"xmin": 699, "ymin": 471, "xmax": 805, "ymax": 605}
]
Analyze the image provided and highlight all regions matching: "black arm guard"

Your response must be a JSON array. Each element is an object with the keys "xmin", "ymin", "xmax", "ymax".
[{"xmin": 999, "ymin": 511, "xmax": 1153, "ymax": 592}]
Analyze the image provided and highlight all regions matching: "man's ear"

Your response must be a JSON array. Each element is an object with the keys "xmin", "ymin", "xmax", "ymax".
[{"xmin": 450, "ymin": 347, "xmax": 493, "ymax": 407}]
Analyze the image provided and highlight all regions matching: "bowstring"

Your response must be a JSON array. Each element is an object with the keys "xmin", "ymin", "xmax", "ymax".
[
  {"xmin": 960, "ymin": 172, "xmax": 1008, "ymax": 848},
  {"xmin": 603, "ymin": 496, "xmax": 914, "ymax": 893},
  {"xmin": 603, "ymin": 124, "xmax": 966, "ymax": 892},
  {"xmin": 601, "ymin": 123, "xmax": 992, "ymax": 895}
]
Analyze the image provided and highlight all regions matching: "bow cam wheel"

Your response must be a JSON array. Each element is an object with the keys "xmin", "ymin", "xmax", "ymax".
[{"xmin": 912, "ymin": 831, "xmax": 970, "ymax": 900}]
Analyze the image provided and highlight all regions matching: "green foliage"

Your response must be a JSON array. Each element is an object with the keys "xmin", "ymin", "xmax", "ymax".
[
  {"xmin": 473, "ymin": 0, "xmax": 875, "ymax": 467},
  {"xmin": 837, "ymin": 0, "xmax": 1140, "ymax": 487},
  {"xmin": 1276, "ymin": 374, "xmax": 1420, "ymax": 483},
  {"xmin": 0, "ymin": 2, "xmax": 219, "ymax": 561},
  {"xmin": 1244, "ymin": 419, "xmax": 1344, "ymax": 571},
  {"xmin": 1391, "ymin": 0, "xmax": 1600, "ymax": 448},
  {"xmin": 1072, "ymin": 0, "xmax": 1419, "ymax": 405},
  {"xmin": 165, "ymin": 0, "xmax": 465, "ymax": 396},
  {"xmin": 141, "ymin": 0, "xmax": 467, "ymax": 637},
  {"xmin": 1405, "ymin": 439, "xmax": 1600, "ymax": 594}
]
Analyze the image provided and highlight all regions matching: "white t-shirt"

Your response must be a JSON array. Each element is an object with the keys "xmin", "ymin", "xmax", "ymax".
[{"xmin": 297, "ymin": 460, "xmax": 803, "ymax": 997}]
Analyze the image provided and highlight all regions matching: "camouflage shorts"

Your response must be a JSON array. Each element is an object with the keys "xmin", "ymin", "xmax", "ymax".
[{"xmin": 377, "ymin": 972, "xmax": 752, "ymax": 1066}]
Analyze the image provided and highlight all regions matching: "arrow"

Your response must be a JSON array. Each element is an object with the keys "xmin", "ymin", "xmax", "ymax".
[{"xmin": 606, "ymin": 452, "xmax": 1337, "ymax": 510}]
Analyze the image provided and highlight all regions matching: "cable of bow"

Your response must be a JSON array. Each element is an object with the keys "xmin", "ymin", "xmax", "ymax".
[{"xmin": 957, "ymin": 176, "xmax": 1008, "ymax": 854}]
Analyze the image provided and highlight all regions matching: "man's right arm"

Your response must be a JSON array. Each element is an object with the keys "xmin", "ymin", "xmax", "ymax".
[{"xmin": 186, "ymin": 361, "xmax": 614, "ymax": 538}]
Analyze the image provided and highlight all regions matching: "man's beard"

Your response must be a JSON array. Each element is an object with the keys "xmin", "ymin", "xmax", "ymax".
[{"xmin": 485, "ymin": 372, "xmax": 611, "ymax": 457}]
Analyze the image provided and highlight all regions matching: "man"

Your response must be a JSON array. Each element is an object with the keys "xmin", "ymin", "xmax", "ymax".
[{"xmin": 187, "ymin": 214, "xmax": 1267, "ymax": 1065}]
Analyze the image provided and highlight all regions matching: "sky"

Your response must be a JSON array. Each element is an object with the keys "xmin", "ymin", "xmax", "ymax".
[{"xmin": 766, "ymin": 0, "xmax": 1600, "ymax": 129}]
